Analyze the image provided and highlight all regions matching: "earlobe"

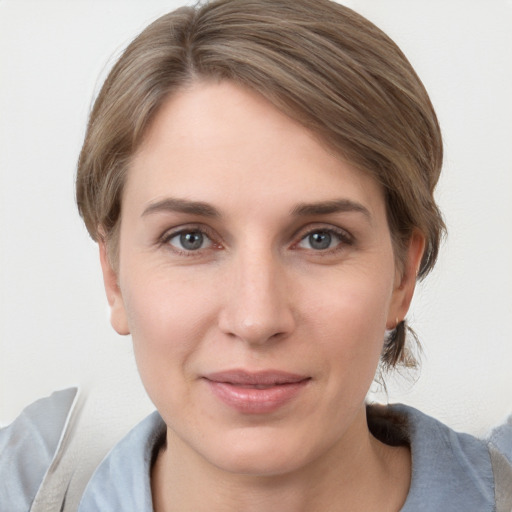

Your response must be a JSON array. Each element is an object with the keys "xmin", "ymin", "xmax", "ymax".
[
  {"xmin": 387, "ymin": 230, "xmax": 426, "ymax": 329},
  {"xmin": 99, "ymin": 241, "xmax": 130, "ymax": 335}
]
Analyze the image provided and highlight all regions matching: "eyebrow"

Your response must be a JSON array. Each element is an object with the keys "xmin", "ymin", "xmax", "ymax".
[
  {"xmin": 291, "ymin": 199, "xmax": 372, "ymax": 220},
  {"xmin": 142, "ymin": 198, "xmax": 220, "ymax": 218},
  {"xmin": 142, "ymin": 197, "xmax": 371, "ymax": 221}
]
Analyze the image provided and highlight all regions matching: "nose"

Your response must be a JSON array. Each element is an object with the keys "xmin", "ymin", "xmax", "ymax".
[{"xmin": 218, "ymin": 246, "xmax": 296, "ymax": 345}]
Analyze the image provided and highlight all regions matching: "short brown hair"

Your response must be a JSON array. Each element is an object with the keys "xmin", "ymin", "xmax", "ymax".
[{"xmin": 76, "ymin": 0, "xmax": 445, "ymax": 369}]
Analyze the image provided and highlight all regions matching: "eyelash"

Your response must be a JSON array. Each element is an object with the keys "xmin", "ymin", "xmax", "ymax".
[
  {"xmin": 158, "ymin": 224, "xmax": 354, "ymax": 256},
  {"xmin": 293, "ymin": 226, "xmax": 354, "ymax": 254},
  {"xmin": 159, "ymin": 225, "xmax": 220, "ymax": 257}
]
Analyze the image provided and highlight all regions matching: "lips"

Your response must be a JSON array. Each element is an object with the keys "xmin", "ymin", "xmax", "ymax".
[{"xmin": 203, "ymin": 370, "xmax": 310, "ymax": 414}]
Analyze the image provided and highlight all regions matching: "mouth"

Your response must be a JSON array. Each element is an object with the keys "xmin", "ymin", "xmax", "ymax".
[{"xmin": 203, "ymin": 370, "xmax": 311, "ymax": 414}]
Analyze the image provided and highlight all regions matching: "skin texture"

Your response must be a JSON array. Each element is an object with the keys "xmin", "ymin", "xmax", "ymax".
[{"xmin": 100, "ymin": 81, "xmax": 424, "ymax": 511}]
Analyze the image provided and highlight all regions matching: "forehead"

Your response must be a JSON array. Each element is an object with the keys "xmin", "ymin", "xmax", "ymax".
[{"xmin": 126, "ymin": 80, "xmax": 386, "ymax": 219}]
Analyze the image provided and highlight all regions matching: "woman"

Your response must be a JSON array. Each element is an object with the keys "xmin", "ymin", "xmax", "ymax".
[
  {"xmin": 2, "ymin": 0, "xmax": 511, "ymax": 510},
  {"xmin": 74, "ymin": 0, "xmax": 512, "ymax": 510}
]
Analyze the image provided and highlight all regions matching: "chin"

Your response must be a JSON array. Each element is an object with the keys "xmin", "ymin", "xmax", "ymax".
[{"xmin": 199, "ymin": 425, "xmax": 318, "ymax": 477}]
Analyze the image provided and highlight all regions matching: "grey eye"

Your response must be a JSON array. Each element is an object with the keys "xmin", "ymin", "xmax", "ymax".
[
  {"xmin": 308, "ymin": 231, "xmax": 332, "ymax": 250},
  {"xmin": 168, "ymin": 230, "xmax": 211, "ymax": 251},
  {"xmin": 296, "ymin": 228, "xmax": 352, "ymax": 252},
  {"xmin": 180, "ymin": 232, "xmax": 204, "ymax": 250}
]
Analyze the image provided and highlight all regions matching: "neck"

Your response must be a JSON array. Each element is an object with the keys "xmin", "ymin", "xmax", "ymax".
[{"xmin": 151, "ymin": 408, "xmax": 411, "ymax": 512}]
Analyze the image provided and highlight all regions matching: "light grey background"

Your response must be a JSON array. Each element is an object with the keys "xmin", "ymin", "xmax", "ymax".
[{"xmin": 1, "ymin": 1, "xmax": 511, "ymax": 442}]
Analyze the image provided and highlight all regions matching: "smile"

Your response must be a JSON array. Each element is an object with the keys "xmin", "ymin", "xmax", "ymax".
[{"xmin": 203, "ymin": 370, "xmax": 311, "ymax": 414}]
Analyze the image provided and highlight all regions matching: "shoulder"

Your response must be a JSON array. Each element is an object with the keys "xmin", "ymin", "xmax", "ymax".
[
  {"xmin": 0, "ymin": 388, "xmax": 162, "ymax": 512},
  {"xmin": 488, "ymin": 413, "xmax": 512, "ymax": 465},
  {"xmin": 77, "ymin": 411, "xmax": 166, "ymax": 512},
  {"xmin": 487, "ymin": 414, "xmax": 512, "ymax": 512},
  {"xmin": 0, "ymin": 388, "xmax": 79, "ymax": 511},
  {"xmin": 368, "ymin": 403, "xmax": 512, "ymax": 511}
]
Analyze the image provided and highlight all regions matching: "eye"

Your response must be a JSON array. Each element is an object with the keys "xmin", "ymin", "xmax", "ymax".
[
  {"xmin": 296, "ymin": 228, "xmax": 352, "ymax": 251},
  {"xmin": 166, "ymin": 229, "xmax": 213, "ymax": 252}
]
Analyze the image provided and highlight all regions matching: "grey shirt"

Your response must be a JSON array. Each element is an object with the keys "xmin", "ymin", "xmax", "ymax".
[
  {"xmin": 78, "ymin": 404, "xmax": 506, "ymax": 511},
  {"xmin": 2, "ymin": 389, "xmax": 511, "ymax": 511}
]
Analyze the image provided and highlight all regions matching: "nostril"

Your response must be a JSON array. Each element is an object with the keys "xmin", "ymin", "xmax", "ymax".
[{"xmin": 219, "ymin": 313, "xmax": 295, "ymax": 345}]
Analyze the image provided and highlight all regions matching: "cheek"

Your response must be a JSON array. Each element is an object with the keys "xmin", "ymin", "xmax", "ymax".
[
  {"xmin": 305, "ymin": 269, "xmax": 393, "ymax": 382},
  {"xmin": 124, "ymin": 261, "xmax": 211, "ymax": 334},
  {"xmin": 120, "ymin": 267, "xmax": 216, "ymax": 393},
  {"xmin": 307, "ymin": 265, "xmax": 393, "ymax": 336}
]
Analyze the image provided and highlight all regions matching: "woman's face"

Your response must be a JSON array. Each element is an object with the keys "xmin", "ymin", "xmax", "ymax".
[{"xmin": 101, "ymin": 81, "xmax": 420, "ymax": 475}]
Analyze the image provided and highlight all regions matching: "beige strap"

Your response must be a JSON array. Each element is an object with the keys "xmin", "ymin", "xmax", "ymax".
[
  {"xmin": 489, "ymin": 443, "xmax": 512, "ymax": 512},
  {"xmin": 29, "ymin": 388, "xmax": 132, "ymax": 512},
  {"xmin": 30, "ymin": 389, "xmax": 85, "ymax": 512}
]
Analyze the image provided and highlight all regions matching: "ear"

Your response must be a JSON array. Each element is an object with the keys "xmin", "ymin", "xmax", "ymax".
[
  {"xmin": 386, "ymin": 230, "xmax": 426, "ymax": 330},
  {"xmin": 99, "ymin": 240, "xmax": 130, "ymax": 335}
]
